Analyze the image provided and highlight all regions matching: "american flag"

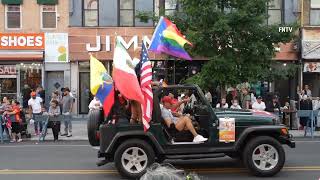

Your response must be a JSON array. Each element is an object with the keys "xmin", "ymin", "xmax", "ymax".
[{"xmin": 139, "ymin": 42, "xmax": 153, "ymax": 131}]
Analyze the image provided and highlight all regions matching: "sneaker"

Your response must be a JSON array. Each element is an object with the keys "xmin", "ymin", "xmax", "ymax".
[
  {"xmin": 17, "ymin": 139, "xmax": 22, "ymax": 143},
  {"xmin": 193, "ymin": 135, "xmax": 208, "ymax": 143},
  {"xmin": 10, "ymin": 139, "xmax": 16, "ymax": 143},
  {"xmin": 67, "ymin": 133, "xmax": 72, "ymax": 137},
  {"xmin": 61, "ymin": 133, "xmax": 68, "ymax": 136}
]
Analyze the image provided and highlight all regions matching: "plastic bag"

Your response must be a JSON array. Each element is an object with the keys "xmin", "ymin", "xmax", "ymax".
[{"xmin": 140, "ymin": 163, "xmax": 201, "ymax": 180}]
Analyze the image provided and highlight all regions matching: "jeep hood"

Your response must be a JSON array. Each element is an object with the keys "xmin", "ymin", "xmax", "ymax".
[{"xmin": 214, "ymin": 108, "xmax": 277, "ymax": 122}]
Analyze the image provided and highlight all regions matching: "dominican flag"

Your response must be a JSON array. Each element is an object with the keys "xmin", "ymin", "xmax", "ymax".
[{"xmin": 139, "ymin": 42, "xmax": 153, "ymax": 131}]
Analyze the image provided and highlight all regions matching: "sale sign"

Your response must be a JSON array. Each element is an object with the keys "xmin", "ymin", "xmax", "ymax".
[
  {"xmin": 219, "ymin": 118, "xmax": 236, "ymax": 142},
  {"xmin": 0, "ymin": 33, "xmax": 45, "ymax": 50}
]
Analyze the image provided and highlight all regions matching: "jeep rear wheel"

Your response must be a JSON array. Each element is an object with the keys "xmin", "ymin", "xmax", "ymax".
[
  {"xmin": 87, "ymin": 110, "xmax": 103, "ymax": 146},
  {"xmin": 114, "ymin": 139, "xmax": 155, "ymax": 179},
  {"xmin": 242, "ymin": 136, "xmax": 285, "ymax": 177}
]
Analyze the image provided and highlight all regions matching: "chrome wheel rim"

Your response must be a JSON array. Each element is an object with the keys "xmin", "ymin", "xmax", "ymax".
[
  {"xmin": 121, "ymin": 147, "xmax": 148, "ymax": 174},
  {"xmin": 252, "ymin": 144, "xmax": 279, "ymax": 171}
]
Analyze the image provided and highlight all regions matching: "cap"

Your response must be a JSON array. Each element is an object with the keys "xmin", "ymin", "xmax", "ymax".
[
  {"xmin": 31, "ymin": 92, "xmax": 36, "ymax": 96},
  {"xmin": 257, "ymin": 96, "xmax": 262, "ymax": 99},
  {"xmin": 162, "ymin": 96, "xmax": 172, "ymax": 104}
]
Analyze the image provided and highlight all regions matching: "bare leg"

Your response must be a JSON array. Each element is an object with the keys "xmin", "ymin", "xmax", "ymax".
[
  {"xmin": 130, "ymin": 101, "xmax": 142, "ymax": 124},
  {"xmin": 175, "ymin": 117, "xmax": 198, "ymax": 137},
  {"xmin": 11, "ymin": 133, "xmax": 16, "ymax": 141}
]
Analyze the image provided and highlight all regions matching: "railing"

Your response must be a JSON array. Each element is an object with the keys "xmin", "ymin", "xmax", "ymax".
[{"xmin": 296, "ymin": 110, "xmax": 319, "ymax": 139}]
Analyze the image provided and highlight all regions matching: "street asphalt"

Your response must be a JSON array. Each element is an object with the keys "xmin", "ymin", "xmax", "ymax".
[{"xmin": 0, "ymin": 139, "xmax": 320, "ymax": 180}]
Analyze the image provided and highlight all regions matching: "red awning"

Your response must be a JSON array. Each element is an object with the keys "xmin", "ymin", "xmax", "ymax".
[{"xmin": 0, "ymin": 51, "xmax": 43, "ymax": 61}]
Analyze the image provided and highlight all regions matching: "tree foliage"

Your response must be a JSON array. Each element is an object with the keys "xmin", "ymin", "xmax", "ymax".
[{"xmin": 172, "ymin": 0, "xmax": 298, "ymax": 89}]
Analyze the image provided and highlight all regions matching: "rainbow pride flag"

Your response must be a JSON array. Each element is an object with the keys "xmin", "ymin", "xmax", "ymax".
[{"xmin": 149, "ymin": 16, "xmax": 192, "ymax": 60}]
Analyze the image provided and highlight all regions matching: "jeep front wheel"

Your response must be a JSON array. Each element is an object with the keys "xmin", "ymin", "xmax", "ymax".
[
  {"xmin": 242, "ymin": 136, "xmax": 285, "ymax": 177},
  {"xmin": 114, "ymin": 139, "xmax": 155, "ymax": 179}
]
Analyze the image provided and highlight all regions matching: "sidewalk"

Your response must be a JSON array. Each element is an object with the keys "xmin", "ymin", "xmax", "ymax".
[{"xmin": 29, "ymin": 121, "xmax": 88, "ymax": 141}]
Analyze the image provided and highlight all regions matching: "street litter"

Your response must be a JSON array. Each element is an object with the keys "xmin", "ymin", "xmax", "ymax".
[{"xmin": 140, "ymin": 163, "xmax": 201, "ymax": 180}]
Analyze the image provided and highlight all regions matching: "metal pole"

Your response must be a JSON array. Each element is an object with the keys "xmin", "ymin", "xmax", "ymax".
[
  {"xmin": 311, "ymin": 110, "xmax": 314, "ymax": 139},
  {"xmin": 0, "ymin": 119, "xmax": 3, "ymax": 143},
  {"xmin": 173, "ymin": 60, "xmax": 176, "ymax": 84}
]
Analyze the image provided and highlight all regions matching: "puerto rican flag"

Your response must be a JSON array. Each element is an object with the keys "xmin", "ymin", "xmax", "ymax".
[{"xmin": 139, "ymin": 42, "xmax": 153, "ymax": 131}]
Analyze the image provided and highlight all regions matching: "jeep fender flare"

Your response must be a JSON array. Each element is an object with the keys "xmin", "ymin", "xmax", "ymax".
[
  {"xmin": 105, "ymin": 130, "xmax": 165, "ymax": 154},
  {"xmin": 234, "ymin": 125, "xmax": 285, "ymax": 151}
]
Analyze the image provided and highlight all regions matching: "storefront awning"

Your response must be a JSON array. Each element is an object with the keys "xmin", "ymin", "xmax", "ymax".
[
  {"xmin": 0, "ymin": 51, "xmax": 43, "ymax": 61},
  {"xmin": 37, "ymin": 0, "xmax": 57, "ymax": 5},
  {"xmin": 1, "ymin": 0, "xmax": 22, "ymax": 4}
]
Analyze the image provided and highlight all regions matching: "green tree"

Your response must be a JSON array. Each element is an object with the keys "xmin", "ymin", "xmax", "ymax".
[{"xmin": 172, "ymin": 0, "xmax": 298, "ymax": 90}]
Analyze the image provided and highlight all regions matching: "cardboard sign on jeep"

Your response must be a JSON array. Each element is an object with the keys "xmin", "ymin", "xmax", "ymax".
[{"xmin": 87, "ymin": 84, "xmax": 295, "ymax": 179}]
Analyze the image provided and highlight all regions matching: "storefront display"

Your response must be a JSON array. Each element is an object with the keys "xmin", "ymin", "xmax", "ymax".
[{"xmin": 0, "ymin": 33, "xmax": 45, "ymax": 101}]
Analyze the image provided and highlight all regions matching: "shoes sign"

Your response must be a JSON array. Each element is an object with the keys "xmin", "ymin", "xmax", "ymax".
[{"xmin": 0, "ymin": 33, "xmax": 45, "ymax": 50}]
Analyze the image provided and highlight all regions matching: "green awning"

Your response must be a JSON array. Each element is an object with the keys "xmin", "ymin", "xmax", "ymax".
[
  {"xmin": 1, "ymin": 0, "xmax": 22, "ymax": 4},
  {"xmin": 37, "ymin": 0, "xmax": 58, "ymax": 5}
]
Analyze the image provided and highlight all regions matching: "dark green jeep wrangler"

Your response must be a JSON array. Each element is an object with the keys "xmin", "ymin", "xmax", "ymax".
[{"xmin": 87, "ymin": 84, "xmax": 295, "ymax": 179}]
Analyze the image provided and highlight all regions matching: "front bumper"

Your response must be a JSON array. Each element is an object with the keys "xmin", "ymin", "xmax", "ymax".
[{"xmin": 282, "ymin": 134, "xmax": 296, "ymax": 148}]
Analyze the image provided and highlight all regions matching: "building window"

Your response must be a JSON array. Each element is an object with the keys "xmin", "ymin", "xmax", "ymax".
[
  {"xmin": 165, "ymin": 0, "xmax": 178, "ymax": 16},
  {"xmin": 41, "ymin": 5, "xmax": 57, "ymax": 29},
  {"xmin": 268, "ymin": 0, "xmax": 282, "ymax": 25},
  {"xmin": 5, "ymin": 5, "xmax": 21, "ymax": 29},
  {"xmin": 83, "ymin": 0, "xmax": 98, "ymax": 26},
  {"xmin": 310, "ymin": 0, "xmax": 320, "ymax": 25},
  {"xmin": 119, "ymin": 0, "xmax": 134, "ymax": 26}
]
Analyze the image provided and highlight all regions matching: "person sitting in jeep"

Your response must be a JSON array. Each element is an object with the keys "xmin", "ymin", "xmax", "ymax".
[{"xmin": 160, "ymin": 96, "xmax": 208, "ymax": 143}]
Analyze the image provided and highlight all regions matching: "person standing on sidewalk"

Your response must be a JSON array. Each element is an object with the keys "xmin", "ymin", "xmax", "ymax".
[
  {"xmin": 48, "ymin": 100, "xmax": 61, "ymax": 142},
  {"xmin": 61, "ymin": 88, "xmax": 74, "ymax": 137},
  {"xmin": 28, "ymin": 92, "xmax": 43, "ymax": 135},
  {"xmin": 252, "ymin": 96, "xmax": 266, "ymax": 111},
  {"xmin": 3, "ymin": 100, "xmax": 22, "ymax": 142}
]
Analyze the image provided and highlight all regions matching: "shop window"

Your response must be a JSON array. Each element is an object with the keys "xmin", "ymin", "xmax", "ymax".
[
  {"xmin": 119, "ymin": 0, "xmax": 134, "ymax": 26},
  {"xmin": 5, "ymin": 5, "xmax": 21, "ymax": 29},
  {"xmin": 41, "ymin": 5, "xmax": 57, "ymax": 29},
  {"xmin": 268, "ymin": 0, "xmax": 282, "ymax": 25},
  {"xmin": 19, "ymin": 63, "xmax": 42, "ymax": 92},
  {"xmin": 165, "ymin": 0, "xmax": 178, "ymax": 16},
  {"xmin": 83, "ymin": 0, "xmax": 98, "ymax": 26},
  {"xmin": 79, "ymin": 72, "xmax": 91, "ymax": 114},
  {"xmin": 310, "ymin": 0, "xmax": 320, "ymax": 25}
]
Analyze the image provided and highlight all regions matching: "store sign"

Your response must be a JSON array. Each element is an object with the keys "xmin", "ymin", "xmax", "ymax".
[
  {"xmin": 45, "ymin": 33, "xmax": 69, "ymax": 63},
  {"xmin": 0, "ymin": 65, "xmax": 17, "ymax": 75},
  {"xmin": 304, "ymin": 62, "xmax": 320, "ymax": 72},
  {"xmin": 86, "ymin": 35, "xmax": 151, "ymax": 52},
  {"xmin": 0, "ymin": 33, "xmax": 45, "ymax": 50}
]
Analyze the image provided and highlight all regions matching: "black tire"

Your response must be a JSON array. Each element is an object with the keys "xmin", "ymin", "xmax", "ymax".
[
  {"xmin": 242, "ymin": 136, "xmax": 285, "ymax": 177},
  {"xmin": 114, "ymin": 139, "xmax": 155, "ymax": 179},
  {"xmin": 87, "ymin": 110, "xmax": 103, "ymax": 146}
]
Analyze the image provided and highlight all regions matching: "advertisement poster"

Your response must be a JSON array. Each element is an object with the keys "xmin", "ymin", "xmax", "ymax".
[
  {"xmin": 45, "ymin": 33, "xmax": 68, "ymax": 63},
  {"xmin": 219, "ymin": 118, "xmax": 235, "ymax": 142},
  {"xmin": 303, "ymin": 62, "xmax": 320, "ymax": 72}
]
